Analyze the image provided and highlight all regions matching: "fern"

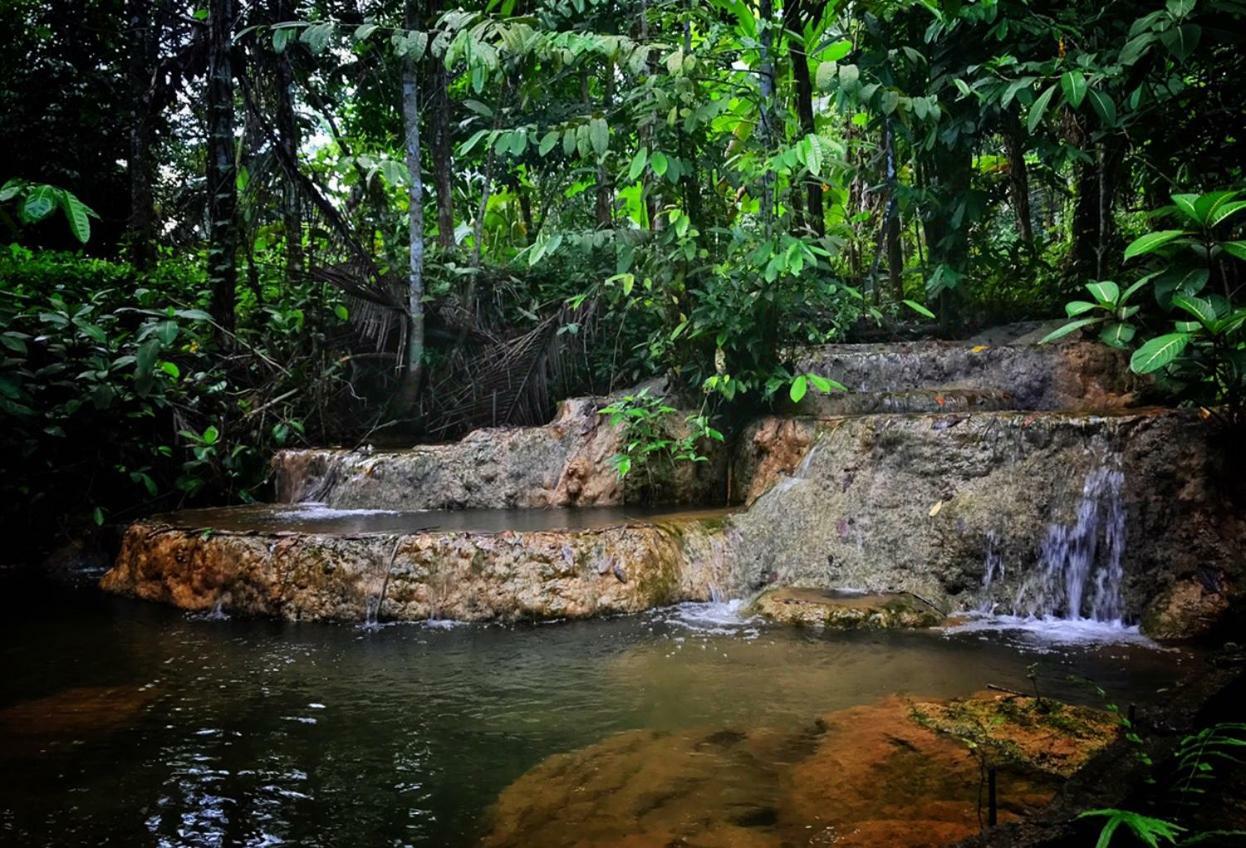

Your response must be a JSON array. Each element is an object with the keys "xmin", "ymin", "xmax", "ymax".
[{"xmin": 1078, "ymin": 808, "xmax": 1185, "ymax": 848}]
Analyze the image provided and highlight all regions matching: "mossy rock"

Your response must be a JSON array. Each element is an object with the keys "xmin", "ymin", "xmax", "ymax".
[{"xmin": 750, "ymin": 587, "xmax": 945, "ymax": 630}]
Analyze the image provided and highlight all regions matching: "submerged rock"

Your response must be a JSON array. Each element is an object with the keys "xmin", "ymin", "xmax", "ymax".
[
  {"xmin": 1140, "ymin": 572, "xmax": 1233, "ymax": 642},
  {"xmin": 481, "ymin": 693, "xmax": 1112, "ymax": 848},
  {"xmin": 750, "ymin": 587, "xmax": 945, "ymax": 629}
]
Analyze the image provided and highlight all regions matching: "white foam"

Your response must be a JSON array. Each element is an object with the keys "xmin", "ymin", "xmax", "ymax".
[
  {"xmin": 945, "ymin": 612, "xmax": 1158, "ymax": 648},
  {"xmin": 275, "ymin": 503, "xmax": 403, "ymax": 519},
  {"xmin": 654, "ymin": 599, "xmax": 761, "ymax": 636}
]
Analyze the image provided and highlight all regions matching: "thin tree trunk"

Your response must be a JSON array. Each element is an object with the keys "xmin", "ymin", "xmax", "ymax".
[
  {"xmin": 273, "ymin": 0, "xmax": 302, "ymax": 283},
  {"xmin": 785, "ymin": 0, "xmax": 824, "ymax": 235},
  {"xmin": 398, "ymin": 0, "xmax": 426, "ymax": 412},
  {"xmin": 127, "ymin": 0, "xmax": 159, "ymax": 269},
  {"xmin": 594, "ymin": 60, "xmax": 614, "ymax": 229},
  {"xmin": 883, "ymin": 119, "xmax": 902, "ymax": 300},
  {"xmin": 1002, "ymin": 112, "xmax": 1033, "ymax": 245},
  {"xmin": 207, "ymin": 0, "xmax": 238, "ymax": 332},
  {"xmin": 757, "ymin": 0, "xmax": 776, "ymax": 229},
  {"xmin": 426, "ymin": 0, "xmax": 454, "ymax": 249}
]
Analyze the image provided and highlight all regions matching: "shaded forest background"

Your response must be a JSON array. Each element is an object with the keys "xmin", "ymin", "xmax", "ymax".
[{"xmin": 1, "ymin": 0, "xmax": 1244, "ymax": 554}]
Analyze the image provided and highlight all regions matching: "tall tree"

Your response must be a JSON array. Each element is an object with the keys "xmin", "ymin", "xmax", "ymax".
[
  {"xmin": 126, "ymin": 0, "xmax": 159, "ymax": 268},
  {"xmin": 398, "ymin": 0, "xmax": 426, "ymax": 410},
  {"xmin": 206, "ymin": 0, "xmax": 239, "ymax": 331}
]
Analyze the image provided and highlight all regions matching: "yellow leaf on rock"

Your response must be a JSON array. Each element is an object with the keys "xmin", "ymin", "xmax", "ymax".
[
  {"xmin": 929, "ymin": 500, "xmax": 943, "ymax": 517},
  {"xmin": 970, "ymin": 344, "xmax": 989, "ymax": 353}
]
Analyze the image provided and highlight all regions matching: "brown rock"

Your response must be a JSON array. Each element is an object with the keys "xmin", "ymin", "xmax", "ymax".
[
  {"xmin": 1141, "ymin": 574, "xmax": 1232, "ymax": 641},
  {"xmin": 750, "ymin": 587, "xmax": 945, "ymax": 629}
]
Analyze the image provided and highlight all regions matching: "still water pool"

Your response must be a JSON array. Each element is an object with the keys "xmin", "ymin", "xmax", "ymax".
[{"xmin": 0, "ymin": 574, "xmax": 1194, "ymax": 847}]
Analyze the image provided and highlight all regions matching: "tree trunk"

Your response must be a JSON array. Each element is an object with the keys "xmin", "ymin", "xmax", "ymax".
[
  {"xmin": 594, "ymin": 60, "xmax": 614, "ymax": 229},
  {"xmin": 757, "ymin": 0, "xmax": 776, "ymax": 229},
  {"xmin": 126, "ymin": 0, "xmax": 159, "ymax": 269},
  {"xmin": 426, "ymin": 0, "xmax": 454, "ymax": 249},
  {"xmin": 398, "ymin": 0, "xmax": 426, "ymax": 413},
  {"xmin": 273, "ymin": 0, "xmax": 302, "ymax": 283},
  {"xmin": 784, "ymin": 0, "xmax": 824, "ymax": 235},
  {"xmin": 1070, "ymin": 141, "xmax": 1124, "ymax": 281},
  {"xmin": 1001, "ymin": 111, "xmax": 1033, "ymax": 245},
  {"xmin": 207, "ymin": 0, "xmax": 238, "ymax": 332}
]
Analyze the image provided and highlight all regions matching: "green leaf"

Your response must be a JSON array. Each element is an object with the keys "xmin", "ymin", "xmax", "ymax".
[
  {"xmin": 902, "ymin": 299, "xmax": 936, "ymax": 319},
  {"xmin": 1086, "ymin": 281, "xmax": 1120, "ymax": 306},
  {"xmin": 1061, "ymin": 70, "xmax": 1087, "ymax": 109},
  {"xmin": 1124, "ymin": 230, "xmax": 1187, "ymax": 261},
  {"xmin": 1130, "ymin": 333, "xmax": 1191, "ymax": 373},
  {"xmin": 333, "ymin": 304, "xmax": 349, "ymax": 321},
  {"xmin": 589, "ymin": 118, "xmax": 609, "ymax": 157},
  {"xmin": 1209, "ymin": 200, "xmax": 1246, "ymax": 228},
  {"xmin": 815, "ymin": 61, "xmax": 836, "ymax": 89},
  {"xmin": 21, "ymin": 185, "xmax": 56, "ymax": 222},
  {"xmin": 1222, "ymin": 241, "xmax": 1246, "ymax": 261},
  {"xmin": 1039, "ymin": 316, "xmax": 1104, "ymax": 344},
  {"xmin": 1171, "ymin": 293, "xmax": 1217, "ymax": 329},
  {"xmin": 538, "ymin": 130, "xmax": 559, "ymax": 157},
  {"xmin": 628, "ymin": 148, "xmax": 648, "ymax": 181},
  {"xmin": 354, "ymin": 23, "xmax": 378, "ymax": 41},
  {"xmin": 159, "ymin": 361, "xmax": 180, "ymax": 379},
  {"xmin": 1172, "ymin": 193, "xmax": 1202, "ymax": 225},
  {"xmin": 650, "ymin": 151, "xmax": 669, "ymax": 177},
  {"xmin": 202, "ymin": 425, "xmax": 220, "ymax": 445},
  {"xmin": 1066, "ymin": 300, "xmax": 1098, "ymax": 317},
  {"xmin": 1160, "ymin": 23, "xmax": 1201, "ymax": 61},
  {"xmin": 58, "ymin": 192, "xmax": 95, "ymax": 244},
  {"xmin": 1099, "ymin": 322, "xmax": 1136, "ymax": 348},
  {"xmin": 1086, "ymin": 89, "xmax": 1116, "ymax": 126},
  {"xmin": 300, "ymin": 22, "xmax": 334, "ymax": 54},
  {"xmin": 789, "ymin": 375, "xmax": 809, "ymax": 403},
  {"xmin": 1027, "ymin": 84, "xmax": 1057, "ymax": 134},
  {"xmin": 807, "ymin": 374, "xmax": 847, "ymax": 393}
]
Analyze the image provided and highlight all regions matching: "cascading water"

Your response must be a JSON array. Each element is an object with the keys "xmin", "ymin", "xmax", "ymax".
[
  {"xmin": 1011, "ymin": 466, "xmax": 1127, "ymax": 623},
  {"xmin": 977, "ymin": 530, "xmax": 1004, "ymax": 613}
]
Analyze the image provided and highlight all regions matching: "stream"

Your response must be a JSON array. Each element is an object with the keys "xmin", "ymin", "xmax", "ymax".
[{"xmin": 0, "ymin": 572, "xmax": 1196, "ymax": 847}]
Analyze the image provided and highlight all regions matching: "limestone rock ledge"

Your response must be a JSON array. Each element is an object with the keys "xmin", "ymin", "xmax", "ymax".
[
  {"xmin": 720, "ymin": 408, "xmax": 1245, "ymax": 636},
  {"xmin": 272, "ymin": 396, "xmax": 726, "ymax": 511},
  {"xmin": 100, "ymin": 514, "xmax": 728, "ymax": 622}
]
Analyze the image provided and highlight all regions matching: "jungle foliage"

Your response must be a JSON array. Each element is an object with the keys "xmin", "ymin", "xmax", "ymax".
[{"xmin": 2, "ymin": 0, "xmax": 1245, "ymax": 550}]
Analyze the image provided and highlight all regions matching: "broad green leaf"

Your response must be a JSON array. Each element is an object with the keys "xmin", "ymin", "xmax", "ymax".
[
  {"xmin": 1222, "ymin": 241, "xmax": 1246, "ymax": 261},
  {"xmin": 1040, "ymin": 316, "xmax": 1103, "ymax": 344},
  {"xmin": 807, "ymin": 374, "xmax": 846, "ymax": 394},
  {"xmin": 628, "ymin": 148, "xmax": 648, "ymax": 180},
  {"xmin": 1099, "ymin": 322, "xmax": 1136, "ymax": 347},
  {"xmin": 880, "ymin": 89, "xmax": 900, "ymax": 115},
  {"xmin": 1209, "ymin": 200, "xmax": 1246, "ymax": 228},
  {"xmin": 1130, "ymin": 333, "xmax": 1191, "ymax": 373},
  {"xmin": 838, "ymin": 63, "xmax": 859, "ymax": 90},
  {"xmin": 1123, "ymin": 230, "xmax": 1186, "ymax": 261},
  {"xmin": 815, "ymin": 61, "xmax": 836, "ymax": 89},
  {"xmin": 59, "ymin": 191, "xmax": 94, "ymax": 243},
  {"xmin": 789, "ymin": 375, "xmax": 808, "ymax": 403},
  {"xmin": 538, "ymin": 130, "xmax": 558, "ymax": 156},
  {"xmin": 902, "ymin": 299, "xmax": 935, "ymax": 319},
  {"xmin": 1027, "ymin": 84, "xmax": 1057, "ymax": 134},
  {"xmin": 1086, "ymin": 281, "xmax": 1120, "ymax": 306},
  {"xmin": 650, "ymin": 151, "xmax": 669, "ymax": 177},
  {"xmin": 1065, "ymin": 300, "xmax": 1098, "ymax": 317},
  {"xmin": 1171, "ymin": 293, "xmax": 1217, "ymax": 328},
  {"xmin": 1160, "ymin": 23, "xmax": 1200, "ymax": 61},
  {"xmin": 1061, "ymin": 70, "xmax": 1087, "ymax": 108},
  {"xmin": 1195, "ymin": 190, "xmax": 1239, "ymax": 224},
  {"xmin": 354, "ymin": 23, "xmax": 378, "ymax": 41},
  {"xmin": 805, "ymin": 135, "xmax": 822, "ymax": 177},
  {"xmin": 1086, "ymin": 89, "xmax": 1116, "ymax": 126},
  {"xmin": 21, "ymin": 185, "xmax": 56, "ymax": 222},
  {"xmin": 1119, "ymin": 32, "xmax": 1155, "ymax": 66},
  {"xmin": 159, "ymin": 361, "xmax": 180, "ymax": 379},
  {"xmin": 300, "ymin": 22, "xmax": 334, "ymax": 54},
  {"xmin": 0, "ymin": 179, "xmax": 22, "ymax": 201},
  {"xmin": 202, "ymin": 425, "xmax": 220, "ymax": 445},
  {"xmin": 1171, "ymin": 193, "xmax": 1202, "ymax": 225},
  {"xmin": 589, "ymin": 117, "xmax": 609, "ymax": 157}
]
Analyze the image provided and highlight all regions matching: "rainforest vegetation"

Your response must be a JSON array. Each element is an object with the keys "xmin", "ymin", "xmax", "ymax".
[{"xmin": 2, "ymin": 0, "xmax": 1245, "ymax": 553}]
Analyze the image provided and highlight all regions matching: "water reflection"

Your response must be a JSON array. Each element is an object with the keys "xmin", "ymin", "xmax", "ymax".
[{"xmin": 0, "ymin": 581, "xmax": 1198, "ymax": 847}]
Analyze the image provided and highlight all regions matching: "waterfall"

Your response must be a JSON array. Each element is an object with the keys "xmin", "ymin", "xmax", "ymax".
[
  {"xmin": 977, "ymin": 531, "xmax": 1003, "ymax": 613},
  {"xmin": 1011, "ymin": 466, "xmax": 1126, "ymax": 623}
]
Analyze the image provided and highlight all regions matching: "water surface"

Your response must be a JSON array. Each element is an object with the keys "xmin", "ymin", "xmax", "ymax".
[{"xmin": 0, "ymin": 575, "xmax": 1195, "ymax": 847}]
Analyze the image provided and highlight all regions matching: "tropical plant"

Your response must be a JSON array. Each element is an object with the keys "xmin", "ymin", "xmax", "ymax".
[
  {"xmin": 599, "ymin": 387, "xmax": 723, "ymax": 479},
  {"xmin": 1045, "ymin": 189, "xmax": 1246, "ymax": 425}
]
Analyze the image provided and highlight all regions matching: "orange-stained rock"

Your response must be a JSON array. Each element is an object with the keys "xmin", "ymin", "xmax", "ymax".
[{"xmin": 481, "ymin": 693, "xmax": 1116, "ymax": 848}]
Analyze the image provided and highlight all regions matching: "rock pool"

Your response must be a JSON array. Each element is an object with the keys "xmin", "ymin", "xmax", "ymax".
[{"xmin": 0, "ymin": 574, "xmax": 1196, "ymax": 847}]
